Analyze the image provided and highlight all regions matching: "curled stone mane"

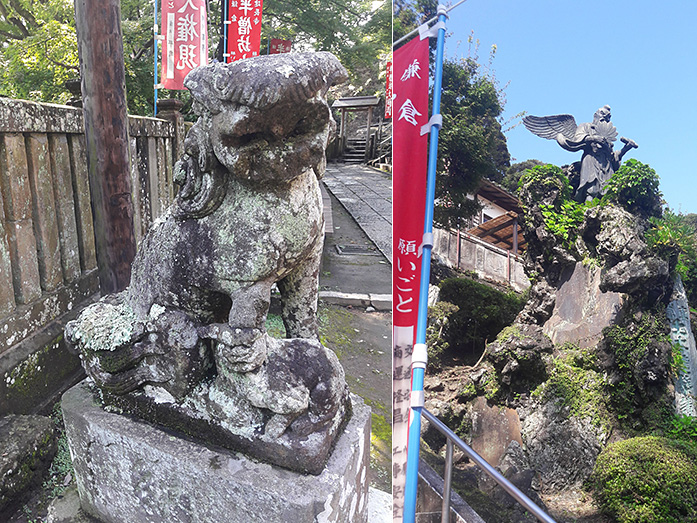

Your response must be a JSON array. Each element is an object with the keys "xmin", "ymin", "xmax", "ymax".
[{"xmin": 184, "ymin": 52, "xmax": 348, "ymax": 114}]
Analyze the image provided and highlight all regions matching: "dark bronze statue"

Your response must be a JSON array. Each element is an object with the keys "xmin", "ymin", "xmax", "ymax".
[{"xmin": 523, "ymin": 106, "xmax": 638, "ymax": 201}]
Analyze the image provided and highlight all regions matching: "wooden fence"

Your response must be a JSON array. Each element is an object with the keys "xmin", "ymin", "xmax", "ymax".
[{"xmin": 0, "ymin": 97, "xmax": 178, "ymax": 414}]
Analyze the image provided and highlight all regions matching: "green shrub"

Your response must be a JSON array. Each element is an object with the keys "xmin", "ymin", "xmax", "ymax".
[
  {"xmin": 540, "ymin": 199, "xmax": 594, "ymax": 250},
  {"xmin": 519, "ymin": 163, "xmax": 596, "ymax": 251},
  {"xmin": 518, "ymin": 164, "xmax": 572, "ymax": 201},
  {"xmin": 426, "ymin": 301, "xmax": 459, "ymax": 371},
  {"xmin": 438, "ymin": 277, "xmax": 526, "ymax": 362},
  {"xmin": 602, "ymin": 159, "xmax": 663, "ymax": 218},
  {"xmin": 590, "ymin": 436, "xmax": 697, "ymax": 522}
]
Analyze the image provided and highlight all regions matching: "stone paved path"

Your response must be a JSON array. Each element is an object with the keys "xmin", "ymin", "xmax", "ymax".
[{"xmin": 323, "ymin": 163, "xmax": 392, "ymax": 263}]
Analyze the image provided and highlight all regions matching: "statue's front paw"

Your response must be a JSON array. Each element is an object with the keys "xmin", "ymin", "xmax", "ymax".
[{"xmin": 199, "ymin": 324, "xmax": 267, "ymax": 373}]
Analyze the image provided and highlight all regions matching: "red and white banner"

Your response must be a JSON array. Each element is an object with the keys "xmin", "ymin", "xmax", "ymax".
[
  {"xmin": 393, "ymin": 36, "xmax": 428, "ymax": 340},
  {"xmin": 161, "ymin": 0, "xmax": 209, "ymax": 90},
  {"xmin": 226, "ymin": 0, "xmax": 264, "ymax": 62},
  {"xmin": 392, "ymin": 35, "xmax": 429, "ymax": 521},
  {"xmin": 385, "ymin": 58, "xmax": 393, "ymax": 119},
  {"xmin": 269, "ymin": 38, "xmax": 291, "ymax": 54}
]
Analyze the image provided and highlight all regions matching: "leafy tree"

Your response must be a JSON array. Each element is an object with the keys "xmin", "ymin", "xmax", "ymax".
[
  {"xmin": 434, "ymin": 57, "xmax": 511, "ymax": 229},
  {"xmin": 1, "ymin": 0, "xmax": 389, "ymax": 115},
  {"xmin": 501, "ymin": 159, "xmax": 545, "ymax": 194},
  {"xmin": 0, "ymin": 0, "xmax": 79, "ymax": 104},
  {"xmin": 263, "ymin": 0, "xmax": 390, "ymax": 96}
]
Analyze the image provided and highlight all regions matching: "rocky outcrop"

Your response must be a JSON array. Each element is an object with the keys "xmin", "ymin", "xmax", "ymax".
[{"xmin": 450, "ymin": 166, "xmax": 682, "ymax": 498}]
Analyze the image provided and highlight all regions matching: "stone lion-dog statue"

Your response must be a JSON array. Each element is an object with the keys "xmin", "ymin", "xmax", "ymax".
[{"xmin": 66, "ymin": 52, "xmax": 350, "ymax": 474}]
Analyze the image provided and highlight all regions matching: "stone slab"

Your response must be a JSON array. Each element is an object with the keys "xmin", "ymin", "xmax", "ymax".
[
  {"xmin": 320, "ymin": 290, "xmax": 371, "ymax": 308},
  {"xmin": 469, "ymin": 396, "xmax": 523, "ymax": 467},
  {"xmin": 62, "ymin": 381, "xmax": 371, "ymax": 523},
  {"xmin": 543, "ymin": 261, "xmax": 625, "ymax": 348}
]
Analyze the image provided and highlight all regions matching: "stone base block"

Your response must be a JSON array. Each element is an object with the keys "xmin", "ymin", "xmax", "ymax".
[{"xmin": 62, "ymin": 380, "xmax": 370, "ymax": 523}]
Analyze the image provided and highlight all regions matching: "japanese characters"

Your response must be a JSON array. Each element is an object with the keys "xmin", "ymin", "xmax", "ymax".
[{"xmin": 162, "ymin": 0, "xmax": 208, "ymax": 90}]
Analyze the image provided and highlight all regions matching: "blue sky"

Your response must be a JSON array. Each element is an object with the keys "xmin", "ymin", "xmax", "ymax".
[{"xmin": 442, "ymin": 0, "xmax": 697, "ymax": 213}]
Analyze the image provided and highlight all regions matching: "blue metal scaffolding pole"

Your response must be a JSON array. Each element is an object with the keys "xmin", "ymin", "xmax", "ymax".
[{"xmin": 402, "ymin": 4, "xmax": 448, "ymax": 522}]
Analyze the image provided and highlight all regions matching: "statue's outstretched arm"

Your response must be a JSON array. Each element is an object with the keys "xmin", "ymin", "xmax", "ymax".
[
  {"xmin": 615, "ymin": 136, "xmax": 638, "ymax": 162},
  {"xmin": 556, "ymin": 132, "xmax": 589, "ymax": 152}
]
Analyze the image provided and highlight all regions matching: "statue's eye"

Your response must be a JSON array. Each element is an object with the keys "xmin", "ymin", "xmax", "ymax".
[{"xmin": 223, "ymin": 131, "xmax": 274, "ymax": 148}]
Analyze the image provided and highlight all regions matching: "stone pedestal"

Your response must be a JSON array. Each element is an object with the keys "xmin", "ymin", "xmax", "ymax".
[{"xmin": 62, "ymin": 380, "xmax": 370, "ymax": 523}]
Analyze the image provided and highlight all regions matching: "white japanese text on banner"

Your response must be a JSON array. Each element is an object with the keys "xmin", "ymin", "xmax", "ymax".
[
  {"xmin": 161, "ymin": 0, "xmax": 209, "ymax": 90},
  {"xmin": 392, "ymin": 35, "xmax": 429, "ymax": 521},
  {"xmin": 226, "ymin": 0, "xmax": 264, "ymax": 62}
]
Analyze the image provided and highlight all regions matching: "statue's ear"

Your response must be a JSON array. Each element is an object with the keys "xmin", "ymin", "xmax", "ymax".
[
  {"xmin": 315, "ymin": 52, "xmax": 349, "ymax": 95},
  {"xmin": 184, "ymin": 63, "xmax": 227, "ymax": 115}
]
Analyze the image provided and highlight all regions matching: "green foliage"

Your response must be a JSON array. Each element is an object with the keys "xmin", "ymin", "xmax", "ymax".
[
  {"xmin": 520, "ymin": 164, "xmax": 596, "ymax": 250},
  {"xmin": 590, "ymin": 436, "xmax": 697, "ymax": 523},
  {"xmin": 671, "ymin": 342, "xmax": 686, "ymax": 375},
  {"xmin": 433, "ymin": 56, "xmax": 511, "ymax": 230},
  {"xmin": 666, "ymin": 414, "xmax": 697, "ymax": 441},
  {"xmin": 43, "ymin": 403, "xmax": 74, "ymax": 499},
  {"xmin": 500, "ymin": 159, "xmax": 544, "ymax": 194},
  {"xmin": 438, "ymin": 277, "xmax": 526, "ymax": 361},
  {"xmin": 540, "ymin": 200, "xmax": 590, "ymax": 251},
  {"xmin": 518, "ymin": 163, "xmax": 572, "ymax": 201},
  {"xmin": 264, "ymin": 0, "xmax": 390, "ymax": 97},
  {"xmin": 602, "ymin": 159, "xmax": 663, "ymax": 218},
  {"xmin": 0, "ymin": 0, "xmax": 79, "ymax": 104},
  {"xmin": 1, "ymin": 0, "xmax": 389, "ymax": 114},
  {"xmin": 426, "ymin": 301, "xmax": 459, "ymax": 371},
  {"xmin": 646, "ymin": 210, "xmax": 697, "ymax": 281}
]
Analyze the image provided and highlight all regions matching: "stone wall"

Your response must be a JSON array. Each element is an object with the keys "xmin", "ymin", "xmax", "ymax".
[
  {"xmin": 433, "ymin": 227, "xmax": 529, "ymax": 292},
  {"xmin": 0, "ymin": 98, "xmax": 176, "ymax": 415}
]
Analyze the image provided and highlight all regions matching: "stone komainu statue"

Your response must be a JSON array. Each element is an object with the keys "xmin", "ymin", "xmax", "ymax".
[
  {"xmin": 523, "ymin": 105, "xmax": 638, "ymax": 201},
  {"xmin": 66, "ymin": 52, "xmax": 350, "ymax": 474}
]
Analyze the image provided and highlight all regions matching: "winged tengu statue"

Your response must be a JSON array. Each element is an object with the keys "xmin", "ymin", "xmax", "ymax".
[{"xmin": 523, "ymin": 105, "xmax": 638, "ymax": 201}]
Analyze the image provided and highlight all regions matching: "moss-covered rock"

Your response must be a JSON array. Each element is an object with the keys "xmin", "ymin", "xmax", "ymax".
[
  {"xmin": 0, "ymin": 414, "xmax": 57, "ymax": 518},
  {"xmin": 590, "ymin": 436, "xmax": 697, "ymax": 523}
]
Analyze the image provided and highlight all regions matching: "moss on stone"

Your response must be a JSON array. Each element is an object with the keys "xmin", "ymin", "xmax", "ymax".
[{"xmin": 532, "ymin": 345, "xmax": 611, "ymax": 433}]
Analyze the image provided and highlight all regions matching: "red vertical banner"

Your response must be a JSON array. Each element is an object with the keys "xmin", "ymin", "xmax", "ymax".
[
  {"xmin": 226, "ymin": 0, "xmax": 264, "ymax": 62},
  {"xmin": 392, "ymin": 35, "xmax": 429, "ymax": 521},
  {"xmin": 385, "ymin": 59, "xmax": 393, "ymax": 119},
  {"xmin": 269, "ymin": 38, "xmax": 291, "ymax": 54},
  {"xmin": 161, "ymin": 0, "xmax": 209, "ymax": 90},
  {"xmin": 393, "ymin": 36, "xmax": 428, "ymax": 337}
]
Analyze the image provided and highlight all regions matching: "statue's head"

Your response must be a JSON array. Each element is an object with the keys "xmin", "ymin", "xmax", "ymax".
[
  {"xmin": 593, "ymin": 105, "xmax": 612, "ymax": 123},
  {"xmin": 182, "ymin": 52, "xmax": 348, "ymax": 185}
]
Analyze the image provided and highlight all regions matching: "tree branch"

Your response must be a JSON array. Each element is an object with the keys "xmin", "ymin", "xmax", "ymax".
[
  {"xmin": 132, "ymin": 37, "xmax": 154, "ymax": 61},
  {"xmin": 0, "ymin": 27, "xmax": 22, "ymax": 40},
  {"xmin": 7, "ymin": 0, "xmax": 36, "ymax": 29},
  {"xmin": 42, "ymin": 41, "xmax": 79, "ymax": 72}
]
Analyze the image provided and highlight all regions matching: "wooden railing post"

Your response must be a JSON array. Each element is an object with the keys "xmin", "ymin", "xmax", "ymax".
[{"xmin": 156, "ymin": 98, "xmax": 186, "ymax": 162}]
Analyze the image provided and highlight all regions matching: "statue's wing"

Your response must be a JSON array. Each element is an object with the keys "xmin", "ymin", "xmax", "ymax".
[{"xmin": 523, "ymin": 114, "xmax": 577, "ymax": 140}]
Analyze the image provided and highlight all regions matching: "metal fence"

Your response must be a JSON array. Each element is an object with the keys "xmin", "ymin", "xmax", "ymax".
[{"xmin": 421, "ymin": 408, "xmax": 557, "ymax": 523}]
